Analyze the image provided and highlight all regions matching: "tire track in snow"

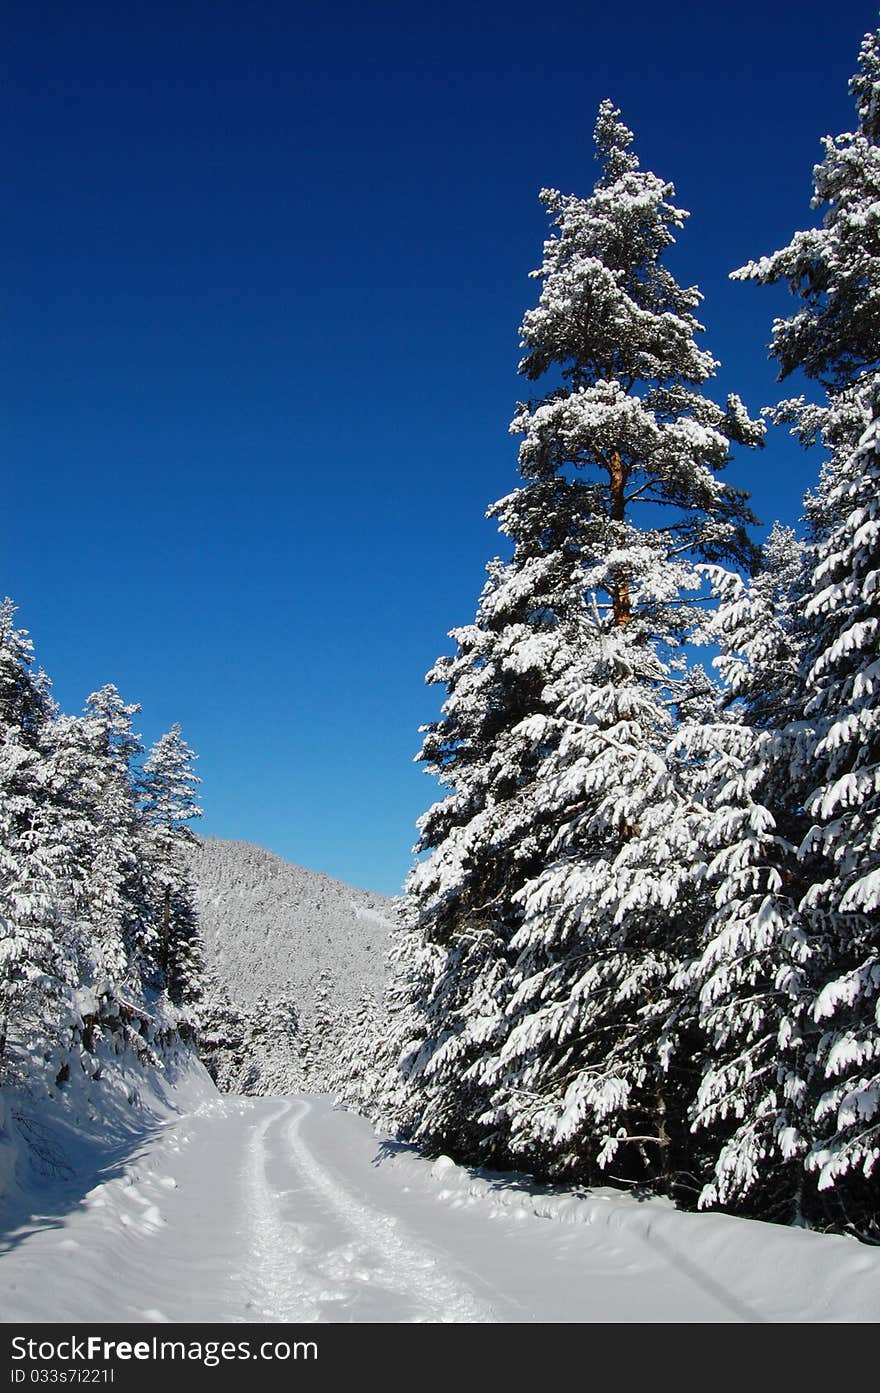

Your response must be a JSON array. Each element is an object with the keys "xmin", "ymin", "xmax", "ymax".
[
  {"xmin": 281, "ymin": 1098, "xmax": 497, "ymax": 1323},
  {"xmin": 244, "ymin": 1101, "xmax": 322, "ymax": 1321}
]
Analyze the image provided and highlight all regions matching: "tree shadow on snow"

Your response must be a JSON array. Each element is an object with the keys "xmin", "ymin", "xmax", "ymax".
[
  {"xmin": 370, "ymin": 1139, "xmax": 765, "ymax": 1323},
  {"xmin": 0, "ymin": 1094, "xmax": 174, "ymax": 1257}
]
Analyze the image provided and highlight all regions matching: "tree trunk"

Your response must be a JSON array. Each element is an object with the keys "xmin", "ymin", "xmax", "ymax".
[
  {"xmin": 0, "ymin": 963, "xmax": 13, "ymax": 1060},
  {"xmin": 162, "ymin": 883, "xmax": 171, "ymax": 982},
  {"xmin": 609, "ymin": 448, "xmax": 631, "ymax": 626}
]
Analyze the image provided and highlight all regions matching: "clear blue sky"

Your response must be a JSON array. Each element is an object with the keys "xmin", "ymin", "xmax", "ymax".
[{"xmin": 5, "ymin": 1, "xmax": 876, "ymax": 894}]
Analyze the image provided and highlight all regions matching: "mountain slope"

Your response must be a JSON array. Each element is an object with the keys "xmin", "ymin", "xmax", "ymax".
[{"xmin": 189, "ymin": 837, "xmax": 396, "ymax": 1091}]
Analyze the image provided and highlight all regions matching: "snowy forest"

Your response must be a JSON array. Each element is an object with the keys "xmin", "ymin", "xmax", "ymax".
[{"xmin": 2, "ymin": 23, "xmax": 879, "ymax": 1259}]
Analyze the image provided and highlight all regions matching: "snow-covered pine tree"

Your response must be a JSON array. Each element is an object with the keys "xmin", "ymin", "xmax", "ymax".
[
  {"xmin": 671, "ymin": 528, "xmax": 817, "ymax": 1220},
  {"xmin": 388, "ymin": 478, "xmax": 593, "ymax": 1153},
  {"xmin": 299, "ymin": 967, "xmax": 336, "ymax": 1090},
  {"xmin": 0, "ymin": 600, "xmax": 53, "ymax": 738},
  {"xmin": 0, "ymin": 602, "xmax": 79, "ymax": 1067},
  {"xmin": 141, "ymin": 724, "xmax": 203, "ymax": 1012},
  {"xmin": 329, "ymin": 984, "xmax": 387, "ymax": 1116},
  {"xmin": 390, "ymin": 102, "xmax": 763, "ymax": 1183},
  {"xmin": 466, "ymin": 102, "xmax": 763, "ymax": 1187},
  {"xmin": 799, "ymin": 414, "xmax": 880, "ymax": 1231},
  {"xmin": 72, "ymin": 688, "xmax": 147, "ymax": 998},
  {"xmin": 474, "ymin": 622, "xmax": 708, "ymax": 1184},
  {"xmin": 0, "ymin": 603, "xmax": 207, "ymax": 1087},
  {"xmin": 197, "ymin": 974, "xmax": 247, "ymax": 1089},
  {"xmin": 246, "ymin": 993, "xmax": 302, "ymax": 1094},
  {"xmin": 732, "ymin": 24, "xmax": 880, "ymax": 456},
  {"xmin": 734, "ymin": 26, "xmax": 880, "ymax": 1236}
]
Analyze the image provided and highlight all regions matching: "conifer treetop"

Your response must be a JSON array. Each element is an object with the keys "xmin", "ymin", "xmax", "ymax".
[
  {"xmin": 514, "ymin": 99, "xmax": 763, "ymax": 606},
  {"xmin": 0, "ymin": 599, "xmax": 53, "ymax": 734},
  {"xmin": 593, "ymin": 100, "xmax": 640, "ymax": 184},
  {"xmin": 142, "ymin": 724, "xmax": 203, "ymax": 833},
  {"xmin": 84, "ymin": 684, "xmax": 143, "ymax": 766},
  {"xmin": 732, "ymin": 28, "xmax": 880, "ymax": 390},
  {"xmin": 852, "ymin": 27, "xmax": 880, "ymax": 142},
  {"xmin": 519, "ymin": 101, "xmax": 711, "ymax": 390}
]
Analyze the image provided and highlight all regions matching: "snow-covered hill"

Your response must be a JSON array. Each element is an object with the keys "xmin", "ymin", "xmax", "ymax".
[
  {"xmin": 190, "ymin": 837, "xmax": 394, "ymax": 1018},
  {"xmin": 188, "ymin": 838, "xmax": 397, "ymax": 1091}
]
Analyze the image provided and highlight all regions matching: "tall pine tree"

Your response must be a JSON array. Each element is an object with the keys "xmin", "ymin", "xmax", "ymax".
[
  {"xmin": 731, "ymin": 25, "xmax": 880, "ymax": 1235},
  {"xmin": 670, "ymin": 530, "xmax": 815, "ymax": 1220},
  {"xmin": 141, "ymin": 724, "xmax": 203, "ymax": 1011},
  {"xmin": 0, "ymin": 603, "xmax": 79, "ymax": 1065},
  {"xmin": 389, "ymin": 103, "xmax": 762, "ymax": 1182}
]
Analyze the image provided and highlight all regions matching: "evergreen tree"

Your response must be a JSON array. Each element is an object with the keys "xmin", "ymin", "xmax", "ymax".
[
  {"xmin": 201, "ymin": 985, "xmax": 303, "ymax": 1096},
  {"xmin": 141, "ymin": 725, "xmax": 203, "ymax": 1010},
  {"xmin": 733, "ymin": 26, "xmax": 880, "ymax": 1235},
  {"xmin": 670, "ymin": 530, "xmax": 816, "ymax": 1220},
  {"xmin": 0, "ymin": 600, "xmax": 53, "ymax": 736},
  {"xmin": 799, "ymin": 415, "xmax": 880, "ymax": 1226},
  {"xmin": 329, "ymin": 985, "xmax": 388, "ymax": 1117},
  {"xmin": 469, "ymin": 102, "xmax": 762, "ymax": 1187},
  {"xmin": 76, "ymin": 688, "xmax": 148, "ymax": 994},
  {"xmin": 390, "ymin": 481, "xmax": 589, "ymax": 1152},
  {"xmin": 389, "ymin": 103, "xmax": 762, "ymax": 1180},
  {"xmin": 198, "ymin": 974, "xmax": 248, "ymax": 1088},
  {"xmin": 299, "ymin": 968, "xmax": 336, "ymax": 1089},
  {"xmin": 732, "ymin": 27, "xmax": 880, "ymax": 423},
  {"xmin": 0, "ymin": 603, "xmax": 79, "ymax": 1065}
]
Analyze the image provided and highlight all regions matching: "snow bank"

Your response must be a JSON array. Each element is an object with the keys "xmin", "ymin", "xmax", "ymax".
[
  {"xmin": 373, "ymin": 1140, "xmax": 880, "ymax": 1322},
  {"xmin": 0, "ymin": 1037, "xmax": 215, "ymax": 1213}
]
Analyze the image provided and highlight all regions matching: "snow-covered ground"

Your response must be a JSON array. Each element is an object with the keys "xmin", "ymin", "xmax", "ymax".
[{"xmin": 2, "ymin": 1086, "xmax": 878, "ymax": 1323}]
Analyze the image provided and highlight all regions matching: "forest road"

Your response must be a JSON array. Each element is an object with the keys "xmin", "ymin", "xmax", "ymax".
[
  {"xmin": 0, "ymin": 1093, "xmax": 782, "ymax": 1322},
  {"xmin": 242, "ymin": 1097, "xmax": 497, "ymax": 1322}
]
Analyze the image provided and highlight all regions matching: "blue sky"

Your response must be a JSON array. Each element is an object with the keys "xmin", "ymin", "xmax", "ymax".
[{"xmin": 5, "ymin": 1, "xmax": 877, "ymax": 893}]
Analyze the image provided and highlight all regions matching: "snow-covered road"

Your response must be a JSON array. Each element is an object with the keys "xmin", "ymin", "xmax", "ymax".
[
  {"xmin": 243, "ymin": 1099, "xmax": 494, "ymax": 1322},
  {"xmin": 2, "ymin": 1094, "xmax": 879, "ymax": 1323}
]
